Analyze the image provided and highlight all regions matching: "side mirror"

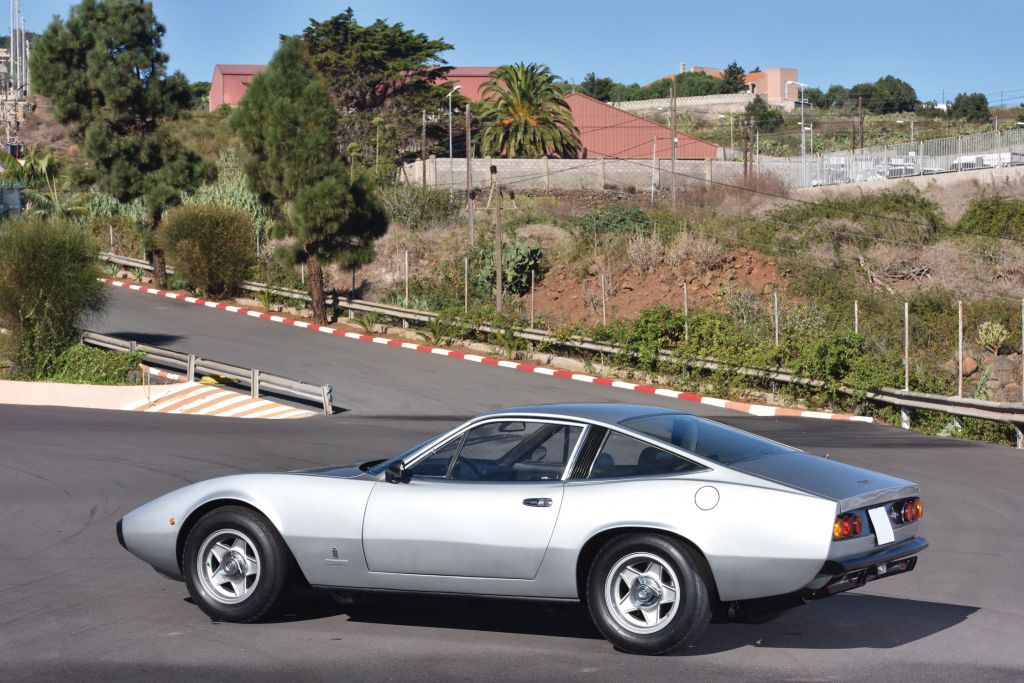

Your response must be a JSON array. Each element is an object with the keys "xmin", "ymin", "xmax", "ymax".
[{"xmin": 385, "ymin": 460, "xmax": 408, "ymax": 484}]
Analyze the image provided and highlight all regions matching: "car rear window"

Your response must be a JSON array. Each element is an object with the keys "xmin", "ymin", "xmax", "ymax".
[{"xmin": 619, "ymin": 414, "xmax": 795, "ymax": 465}]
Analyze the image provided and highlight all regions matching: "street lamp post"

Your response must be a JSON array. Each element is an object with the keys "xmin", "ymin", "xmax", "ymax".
[
  {"xmin": 447, "ymin": 85, "xmax": 461, "ymax": 195},
  {"xmin": 786, "ymin": 80, "xmax": 807, "ymax": 186}
]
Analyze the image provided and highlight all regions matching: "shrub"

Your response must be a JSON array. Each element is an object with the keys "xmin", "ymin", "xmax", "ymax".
[
  {"xmin": 473, "ymin": 239, "xmax": 545, "ymax": 296},
  {"xmin": 378, "ymin": 184, "xmax": 462, "ymax": 232},
  {"xmin": 977, "ymin": 321, "xmax": 1009, "ymax": 355},
  {"xmin": 626, "ymin": 232, "xmax": 664, "ymax": 274},
  {"xmin": 956, "ymin": 196, "xmax": 1024, "ymax": 241},
  {"xmin": 156, "ymin": 204, "xmax": 255, "ymax": 298},
  {"xmin": 0, "ymin": 217, "xmax": 106, "ymax": 379},
  {"xmin": 667, "ymin": 232, "xmax": 726, "ymax": 272},
  {"xmin": 45, "ymin": 344, "xmax": 144, "ymax": 384},
  {"xmin": 571, "ymin": 204, "xmax": 652, "ymax": 243}
]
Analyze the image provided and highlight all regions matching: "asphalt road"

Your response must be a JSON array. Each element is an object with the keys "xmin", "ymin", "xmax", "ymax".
[
  {"xmin": 0, "ymin": 286, "xmax": 1022, "ymax": 680},
  {"xmin": 89, "ymin": 287, "xmax": 741, "ymax": 418}
]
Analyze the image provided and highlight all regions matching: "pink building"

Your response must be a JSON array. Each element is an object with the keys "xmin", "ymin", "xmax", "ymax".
[
  {"xmin": 682, "ymin": 64, "xmax": 800, "ymax": 102},
  {"xmin": 441, "ymin": 66, "xmax": 497, "ymax": 102},
  {"xmin": 209, "ymin": 64, "xmax": 267, "ymax": 111}
]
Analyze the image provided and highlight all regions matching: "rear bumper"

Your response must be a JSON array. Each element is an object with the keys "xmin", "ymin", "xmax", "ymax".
[
  {"xmin": 721, "ymin": 536, "xmax": 927, "ymax": 620},
  {"xmin": 812, "ymin": 536, "xmax": 928, "ymax": 598}
]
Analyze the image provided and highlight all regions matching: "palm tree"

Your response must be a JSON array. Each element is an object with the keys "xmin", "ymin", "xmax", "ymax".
[
  {"xmin": 0, "ymin": 148, "xmax": 87, "ymax": 218},
  {"xmin": 477, "ymin": 63, "xmax": 581, "ymax": 159}
]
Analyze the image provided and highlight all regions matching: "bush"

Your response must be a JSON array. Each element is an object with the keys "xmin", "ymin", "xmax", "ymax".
[
  {"xmin": 977, "ymin": 321, "xmax": 1009, "ymax": 355},
  {"xmin": 45, "ymin": 344, "xmax": 144, "ymax": 384},
  {"xmin": 0, "ymin": 217, "xmax": 106, "ymax": 378},
  {"xmin": 156, "ymin": 204, "xmax": 255, "ymax": 298},
  {"xmin": 956, "ymin": 195, "xmax": 1024, "ymax": 241},
  {"xmin": 473, "ymin": 238, "xmax": 545, "ymax": 296},
  {"xmin": 378, "ymin": 184, "xmax": 462, "ymax": 231}
]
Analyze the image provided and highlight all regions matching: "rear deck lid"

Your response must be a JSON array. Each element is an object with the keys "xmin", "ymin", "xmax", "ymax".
[{"xmin": 730, "ymin": 450, "xmax": 918, "ymax": 512}]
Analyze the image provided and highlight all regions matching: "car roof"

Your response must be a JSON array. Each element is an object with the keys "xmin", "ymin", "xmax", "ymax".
[{"xmin": 481, "ymin": 403, "xmax": 691, "ymax": 427}]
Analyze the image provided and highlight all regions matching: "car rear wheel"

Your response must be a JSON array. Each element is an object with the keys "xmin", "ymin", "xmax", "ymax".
[
  {"xmin": 183, "ymin": 506, "xmax": 291, "ymax": 623},
  {"xmin": 586, "ymin": 533, "xmax": 711, "ymax": 655}
]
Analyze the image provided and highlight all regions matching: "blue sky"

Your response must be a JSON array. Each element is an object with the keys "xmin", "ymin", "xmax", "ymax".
[{"xmin": 19, "ymin": 0, "xmax": 1024, "ymax": 106}]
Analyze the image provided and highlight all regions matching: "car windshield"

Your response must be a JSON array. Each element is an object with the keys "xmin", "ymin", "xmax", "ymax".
[
  {"xmin": 368, "ymin": 437, "xmax": 438, "ymax": 475},
  {"xmin": 619, "ymin": 413, "xmax": 795, "ymax": 465}
]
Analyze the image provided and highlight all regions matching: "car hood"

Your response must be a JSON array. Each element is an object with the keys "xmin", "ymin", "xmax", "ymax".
[
  {"xmin": 731, "ymin": 450, "xmax": 918, "ymax": 512},
  {"xmin": 290, "ymin": 461, "xmax": 379, "ymax": 479}
]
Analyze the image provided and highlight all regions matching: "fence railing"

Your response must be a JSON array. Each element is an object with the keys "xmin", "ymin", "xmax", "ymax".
[
  {"xmin": 99, "ymin": 254, "xmax": 1024, "ymax": 434},
  {"xmin": 82, "ymin": 330, "xmax": 333, "ymax": 415}
]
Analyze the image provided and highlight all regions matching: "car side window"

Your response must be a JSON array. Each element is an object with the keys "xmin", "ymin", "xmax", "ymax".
[
  {"xmin": 589, "ymin": 431, "xmax": 700, "ymax": 479},
  {"xmin": 450, "ymin": 421, "xmax": 582, "ymax": 482},
  {"xmin": 406, "ymin": 436, "xmax": 461, "ymax": 479}
]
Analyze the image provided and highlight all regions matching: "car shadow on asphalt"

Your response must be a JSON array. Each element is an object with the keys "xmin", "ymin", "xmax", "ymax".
[
  {"xmin": 681, "ymin": 593, "xmax": 978, "ymax": 655},
  {"xmin": 249, "ymin": 590, "xmax": 976, "ymax": 652}
]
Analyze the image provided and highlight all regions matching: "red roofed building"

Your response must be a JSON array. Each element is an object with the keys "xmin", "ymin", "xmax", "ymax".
[
  {"xmin": 565, "ymin": 92, "xmax": 716, "ymax": 159},
  {"xmin": 440, "ymin": 68, "xmax": 716, "ymax": 160},
  {"xmin": 442, "ymin": 66, "xmax": 498, "ymax": 102},
  {"xmin": 209, "ymin": 64, "xmax": 267, "ymax": 111}
]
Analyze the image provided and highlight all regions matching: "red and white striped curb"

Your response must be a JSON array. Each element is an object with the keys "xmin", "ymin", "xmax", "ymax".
[
  {"xmin": 140, "ymin": 364, "xmax": 187, "ymax": 383},
  {"xmin": 105, "ymin": 279, "xmax": 873, "ymax": 423},
  {"xmin": 122, "ymin": 380, "xmax": 314, "ymax": 419}
]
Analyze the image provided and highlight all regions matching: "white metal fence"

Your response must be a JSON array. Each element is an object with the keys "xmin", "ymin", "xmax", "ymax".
[{"xmin": 801, "ymin": 128, "xmax": 1024, "ymax": 188}]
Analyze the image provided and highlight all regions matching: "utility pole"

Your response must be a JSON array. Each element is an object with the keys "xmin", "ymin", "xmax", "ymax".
[
  {"xmin": 465, "ymin": 103, "xmax": 475, "ymax": 246},
  {"xmin": 670, "ymin": 79, "xmax": 677, "ymax": 210},
  {"xmin": 490, "ymin": 166, "xmax": 502, "ymax": 313},
  {"xmin": 420, "ymin": 110, "xmax": 427, "ymax": 187},
  {"xmin": 857, "ymin": 96, "xmax": 865, "ymax": 150}
]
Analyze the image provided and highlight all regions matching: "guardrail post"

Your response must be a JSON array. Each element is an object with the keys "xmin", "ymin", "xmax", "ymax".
[
  {"xmin": 322, "ymin": 384, "xmax": 333, "ymax": 416},
  {"xmin": 251, "ymin": 368, "xmax": 260, "ymax": 399},
  {"xmin": 187, "ymin": 354, "xmax": 196, "ymax": 383},
  {"xmin": 129, "ymin": 340, "xmax": 137, "ymax": 354}
]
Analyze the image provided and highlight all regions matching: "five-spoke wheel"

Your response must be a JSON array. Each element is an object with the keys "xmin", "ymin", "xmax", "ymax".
[
  {"xmin": 183, "ymin": 506, "xmax": 291, "ymax": 623},
  {"xmin": 587, "ymin": 533, "xmax": 711, "ymax": 655}
]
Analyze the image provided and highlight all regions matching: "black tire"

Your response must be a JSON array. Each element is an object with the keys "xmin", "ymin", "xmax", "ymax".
[
  {"xmin": 182, "ymin": 506, "xmax": 292, "ymax": 623},
  {"xmin": 586, "ymin": 533, "xmax": 712, "ymax": 655}
]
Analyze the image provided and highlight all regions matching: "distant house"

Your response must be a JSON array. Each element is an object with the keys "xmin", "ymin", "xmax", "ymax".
[
  {"xmin": 209, "ymin": 64, "xmax": 267, "ymax": 111},
  {"xmin": 441, "ymin": 68, "xmax": 717, "ymax": 160},
  {"xmin": 684, "ymin": 63, "xmax": 799, "ymax": 103}
]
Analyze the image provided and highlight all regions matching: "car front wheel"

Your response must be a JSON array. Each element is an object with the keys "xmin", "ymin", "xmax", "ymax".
[
  {"xmin": 586, "ymin": 533, "xmax": 712, "ymax": 655},
  {"xmin": 183, "ymin": 506, "xmax": 291, "ymax": 623}
]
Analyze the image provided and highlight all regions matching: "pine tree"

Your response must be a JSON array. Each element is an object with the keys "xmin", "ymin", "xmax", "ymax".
[
  {"xmin": 30, "ymin": 0, "xmax": 216, "ymax": 284},
  {"xmin": 231, "ymin": 37, "xmax": 388, "ymax": 325}
]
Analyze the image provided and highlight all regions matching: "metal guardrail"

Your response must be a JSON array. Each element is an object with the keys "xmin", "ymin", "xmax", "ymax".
[
  {"xmin": 99, "ymin": 253, "xmax": 1024, "ymax": 427},
  {"xmin": 82, "ymin": 330, "xmax": 333, "ymax": 415}
]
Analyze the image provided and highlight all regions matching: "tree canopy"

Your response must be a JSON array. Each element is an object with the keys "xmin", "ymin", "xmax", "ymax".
[
  {"xmin": 29, "ymin": 0, "xmax": 215, "ymax": 280},
  {"xmin": 579, "ymin": 72, "xmax": 616, "ymax": 102},
  {"xmin": 301, "ymin": 8, "xmax": 455, "ymax": 163},
  {"xmin": 948, "ymin": 92, "xmax": 991, "ymax": 122},
  {"xmin": 477, "ymin": 63, "xmax": 581, "ymax": 159},
  {"xmin": 231, "ymin": 36, "xmax": 388, "ymax": 324},
  {"xmin": 745, "ymin": 95, "xmax": 783, "ymax": 132},
  {"xmin": 720, "ymin": 61, "xmax": 747, "ymax": 94}
]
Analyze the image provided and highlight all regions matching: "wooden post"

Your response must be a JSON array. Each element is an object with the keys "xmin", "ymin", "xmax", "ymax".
[
  {"xmin": 902, "ymin": 301, "xmax": 910, "ymax": 430},
  {"xmin": 854, "ymin": 300, "xmax": 859, "ymax": 334},
  {"xmin": 683, "ymin": 282, "xmax": 689, "ymax": 343},
  {"xmin": 958, "ymin": 300, "xmax": 964, "ymax": 398},
  {"xmin": 600, "ymin": 274, "xmax": 607, "ymax": 326},
  {"xmin": 491, "ymin": 180, "xmax": 499, "ymax": 313},
  {"xmin": 773, "ymin": 291, "xmax": 779, "ymax": 346},
  {"xmin": 404, "ymin": 249, "xmax": 409, "ymax": 307},
  {"xmin": 463, "ymin": 257, "xmax": 469, "ymax": 314},
  {"xmin": 670, "ymin": 79, "xmax": 677, "ymax": 210},
  {"xmin": 530, "ymin": 269, "xmax": 536, "ymax": 328}
]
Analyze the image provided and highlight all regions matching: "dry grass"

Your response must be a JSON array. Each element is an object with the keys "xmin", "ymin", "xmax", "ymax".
[
  {"xmin": 666, "ymin": 232, "xmax": 726, "ymax": 272},
  {"xmin": 626, "ymin": 232, "xmax": 664, "ymax": 274}
]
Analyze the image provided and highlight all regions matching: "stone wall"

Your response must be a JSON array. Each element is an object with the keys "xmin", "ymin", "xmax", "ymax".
[
  {"xmin": 400, "ymin": 156, "xmax": 801, "ymax": 192},
  {"xmin": 610, "ymin": 93, "xmax": 795, "ymax": 117}
]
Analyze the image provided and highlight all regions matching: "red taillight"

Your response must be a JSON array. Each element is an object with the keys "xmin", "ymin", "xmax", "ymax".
[
  {"xmin": 898, "ymin": 497, "xmax": 923, "ymax": 524},
  {"xmin": 833, "ymin": 513, "xmax": 861, "ymax": 540}
]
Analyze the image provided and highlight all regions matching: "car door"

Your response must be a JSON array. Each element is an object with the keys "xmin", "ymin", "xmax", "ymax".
[{"xmin": 362, "ymin": 419, "xmax": 585, "ymax": 580}]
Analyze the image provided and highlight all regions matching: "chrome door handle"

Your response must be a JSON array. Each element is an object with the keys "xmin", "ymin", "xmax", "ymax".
[{"xmin": 523, "ymin": 498, "xmax": 552, "ymax": 508}]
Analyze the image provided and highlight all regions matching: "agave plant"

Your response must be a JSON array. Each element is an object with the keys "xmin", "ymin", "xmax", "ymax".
[{"xmin": 476, "ymin": 63, "xmax": 581, "ymax": 159}]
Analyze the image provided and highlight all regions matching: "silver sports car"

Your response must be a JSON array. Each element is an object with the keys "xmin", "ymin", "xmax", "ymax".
[{"xmin": 118, "ymin": 403, "xmax": 927, "ymax": 654}]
